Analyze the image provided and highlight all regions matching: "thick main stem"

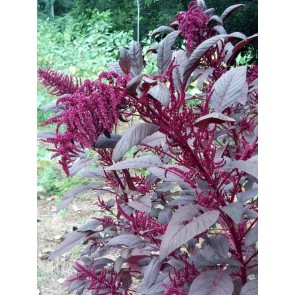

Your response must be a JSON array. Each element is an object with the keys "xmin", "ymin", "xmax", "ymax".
[{"xmin": 225, "ymin": 216, "xmax": 247, "ymax": 284}]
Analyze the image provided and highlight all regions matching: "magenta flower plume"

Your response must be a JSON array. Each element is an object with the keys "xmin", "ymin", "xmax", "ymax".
[
  {"xmin": 67, "ymin": 262, "xmax": 128, "ymax": 295},
  {"xmin": 38, "ymin": 68, "xmax": 81, "ymax": 96},
  {"xmin": 247, "ymin": 62, "xmax": 258, "ymax": 84},
  {"xmin": 38, "ymin": 69, "xmax": 128, "ymax": 176},
  {"xmin": 173, "ymin": 1, "xmax": 209, "ymax": 54}
]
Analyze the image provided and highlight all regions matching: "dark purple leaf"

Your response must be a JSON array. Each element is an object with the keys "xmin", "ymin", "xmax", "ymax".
[
  {"xmin": 215, "ymin": 157, "xmax": 233, "ymax": 172},
  {"xmin": 192, "ymin": 245, "xmax": 242, "ymax": 268},
  {"xmin": 223, "ymin": 41, "xmax": 234, "ymax": 60},
  {"xmin": 157, "ymin": 30, "xmax": 180, "ymax": 75},
  {"xmin": 215, "ymin": 145, "xmax": 227, "ymax": 159},
  {"xmin": 114, "ymin": 256, "xmax": 125, "ymax": 273},
  {"xmin": 120, "ymin": 202, "xmax": 134, "ymax": 216},
  {"xmin": 119, "ymin": 48, "xmax": 131, "ymax": 75},
  {"xmin": 127, "ymin": 74, "xmax": 143, "ymax": 95},
  {"xmin": 37, "ymin": 130, "xmax": 56, "ymax": 139},
  {"xmin": 147, "ymin": 82, "xmax": 171, "ymax": 107},
  {"xmin": 112, "ymin": 123, "xmax": 159, "ymax": 162},
  {"xmin": 151, "ymin": 25, "xmax": 174, "ymax": 39},
  {"xmin": 197, "ymin": 67, "xmax": 215, "ymax": 90},
  {"xmin": 232, "ymin": 155, "xmax": 258, "ymax": 179},
  {"xmin": 157, "ymin": 182, "xmax": 177, "ymax": 192},
  {"xmin": 148, "ymin": 165, "xmax": 190, "ymax": 187},
  {"xmin": 244, "ymin": 209, "xmax": 258, "ymax": 220},
  {"xmin": 121, "ymin": 271, "xmax": 133, "ymax": 290},
  {"xmin": 80, "ymin": 168, "xmax": 105, "ymax": 178},
  {"xmin": 183, "ymin": 34, "xmax": 227, "ymax": 84},
  {"xmin": 249, "ymin": 78, "xmax": 258, "ymax": 90},
  {"xmin": 169, "ymin": 195, "xmax": 197, "ymax": 207},
  {"xmin": 221, "ymin": 202, "xmax": 246, "ymax": 224},
  {"xmin": 209, "ymin": 15, "xmax": 223, "ymax": 25},
  {"xmin": 172, "ymin": 50, "xmax": 188, "ymax": 90},
  {"xmin": 240, "ymin": 279, "xmax": 258, "ymax": 295},
  {"xmin": 187, "ymin": 68, "xmax": 205, "ymax": 87},
  {"xmin": 95, "ymin": 134, "xmax": 122, "ymax": 149},
  {"xmin": 120, "ymin": 248, "xmax": 130, "ymax": 260},
  {"xmin": 119, "ymin": 114, "xmax": 129, "ymax": 123},
  {"xmin": 204, "ymin": 8, "xmax": 215, "ymax": 16},
  {"xmin": 146, "ymin": 43, "xmax": 160, "ymax": 54},
  {"xmin": 57, "ymin": 183, "xmax": 102, "ymax": 212},
  {"xmin": 140, "ymin": 76, "xmax": 158, "ymax": 90},
  {"xmin": 67, "ymin": 280, "xmax": 86, "ymax": 293},
  {"xmin": 167, "ymin": 258, "xmax": 185, "ymax": 268},
  {"xmin": 237, "ymin": 188, "xmax": 258, "ymax": 203},
  {"xmin": 183, "ymin": 33, "xmax": 245, "ymax": 85},
  {"xmin": 143, "ymin": 257, "xmax": 162, "ymax": 287},
  {"xmin": 245, "ymin": 225, "xmax": 258, "ymax": 247},
  {"xmin": 188, "ymin": 270, "xmax": 234, "ymax": 295},
  {"xmin": 69, "ymin": 157, "xmax": 96, "ymax": 177},
  {"xmin": 49, "ymin": 220, "xmax": 100, "ymax": 259},
  {"xmin": 226, "ymin": 34, "xmax": 258, "ymax": 65},
  {"xmin": 254, "ymin": 125, "xmax": 258, "ymax": 138},
  {"xmin": 172, "ymin": 65, "xmax": 182, "ymax": 91},
  {"xmin": 227, "ymin": 32, "xmax": 247, "ymax": 41},
  {"xmin": 159, "ymin": 205, "xmax": 219, "ymax": 260},
  {"xmin": 107, "ymin": 234, "xmax": 146, "ymax": 247},
  {"xmin": 80, "ymin": 243, "xmax": 101, "ymax": 257},
  {"xmin": 129, "ymin": 41, "xmax": 143, "ymax": 77},
  {"xmin": 158, "ymin": 207, "xmax": 173, "ymax": 225},
  {"xmin": 195, "ymin": 179, "xmax": 209, "ymax": 191},
  {"xmin": 137, "ymin": 273, "xmax": 168, "ymax": 294},
  {"xmin": 207, "ymin": 235, "xmax": 229, "ymax": 258},
  {"xmin": 41, "ymin": 99, "xmax": 65, "ymax": 112},
  {"xmin": 225, "ymin": 257, "xmax": 243, "ymax": 267},
  {"xmin": 90, "ymin": 245, "xmax": 111, "ymax": 259},
  {"xmin": 173, "ymin": 49, "xmax": 188, "ymax": 68},
  {"xmin": 108, "ymin": 62, "xmax": 125, "ymax": 76},
  {"xmin": 138, "ymin": 131, "xmax": 166, "ymax": 148},
  {"xmin": 195, "ymin": 112, "xmax": 236, "ymax": 128},
  {"xmin": 170, "ymin": 20, "xmax": 179, "ymax": 28},
  {"xmin": 92, "ymin": 257, "xmax": 114, "ymax": 267},
  {"xmin": 78, "ymin": 283, "xmax": 88, "ymax": 295},
  {"xmin": 243, "ymin": 179, "xmax": 256, "ymax": 192},
  {"xmin": 196, "ymin": 0, "xmax": 206, "ymax": 9},
  {"xmin": 106, "ymin": 198, "xmax": 115, "ymax": 209},
  {"xmin": 220, "ymin": 4, "xmax": 245, "ymax": 21},
  {"xmin": 129, "ymin": 195, "xmax": 152, "ymax": 213},
  {"xmin": 213, "ymin": 25, "xmax": 227, "ymax": 35},
  {"xmin": 77, "ymin": 219, "xmax": 102, "ymax": 232},
  {"xmin": 238, "ymin": 82, "xmax": 249, "ymax": 105},
  {"xmin": 211, "ymin": 66, "xmax": 247, "ymax": 112}
]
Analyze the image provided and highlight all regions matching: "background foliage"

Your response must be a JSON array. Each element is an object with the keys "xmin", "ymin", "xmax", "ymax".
[
  {"xmin": 38, "ymin": 0, "xmax": 257, "ymax": 46},
  {"xmin": 37, "ymin": 10, "xmax": 133, "ymax": 79}
]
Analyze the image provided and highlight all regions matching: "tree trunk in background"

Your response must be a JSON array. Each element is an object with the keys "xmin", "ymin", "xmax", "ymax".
[
  {"xmin": 50, "ymin": 3, "xmax": 54, "ymax": 18},
  {"xmin": 136, "ymin": 0, "xmax": 140, "ymax": 42}
]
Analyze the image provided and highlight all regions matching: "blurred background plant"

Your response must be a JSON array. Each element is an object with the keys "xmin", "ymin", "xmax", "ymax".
[
  {"xmin": 37, "ymin": 0, "xmax": 258, "ymax": 201},
  {"xmin": 37, "ymin": 0, "xmax": 257, "ymax": 47}
]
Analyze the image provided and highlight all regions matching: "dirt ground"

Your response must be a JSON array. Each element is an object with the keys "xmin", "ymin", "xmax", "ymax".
[{"xmin": 37, "ymin": 194, "xmax": 99, "ymax": 295}]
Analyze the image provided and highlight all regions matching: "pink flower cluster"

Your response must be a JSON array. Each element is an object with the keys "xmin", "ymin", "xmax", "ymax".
[
  {"xmin": 173, "ymin": 1, "xmax": 210, "ymax": 53},
  {"xmin": 38, "ymin": 69, "xmax": 128, "ymax": 175},
  {"xmin": 68, "ymin": 262, "xmax": 129, "ymax": 295}
]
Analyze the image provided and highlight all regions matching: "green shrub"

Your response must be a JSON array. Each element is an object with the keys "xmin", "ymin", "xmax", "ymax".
[{"xmin": 37, "ymin": 10, "xmax": 133, "ymax": 79}]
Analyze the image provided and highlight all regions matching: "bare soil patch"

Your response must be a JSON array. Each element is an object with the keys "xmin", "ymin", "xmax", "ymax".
[{"xmin": 37, "ymin": 195, "xmax": 98, "ymax": 295}]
